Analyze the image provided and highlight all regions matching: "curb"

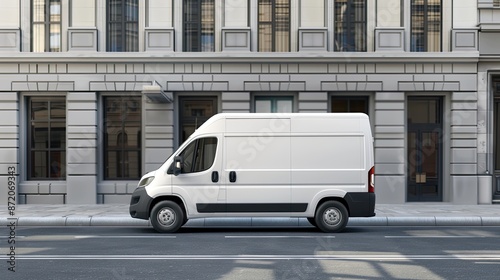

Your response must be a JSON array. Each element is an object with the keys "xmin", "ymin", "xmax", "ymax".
[
  {"xmin": 0, "ymin": 216, "xmax": 149, "ymax": 227},
  {"xmin": 2, "ymin": 216, "xmax": 500, "ymax": 227}
]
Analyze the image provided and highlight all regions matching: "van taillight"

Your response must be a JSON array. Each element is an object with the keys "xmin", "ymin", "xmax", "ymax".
[{"xmin": 368, "ymin": 166, "xmax": 375, "ymax": 193}]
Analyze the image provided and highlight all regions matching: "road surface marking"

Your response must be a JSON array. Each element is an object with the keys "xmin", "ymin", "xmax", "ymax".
[
  {"xmin": 74, "ymin": 235, "xmax": 176, "ymax": 239},
  {"xmin": 385, "ymin": 236, "xmax": 488, "ymax": 239},
  {"xmin": 4, "ymin": 254, "xmax": 500, "ymax": 261},
  {"xmin": 225, "ymin": 235, "xmax": 335, "ymax": 239}
]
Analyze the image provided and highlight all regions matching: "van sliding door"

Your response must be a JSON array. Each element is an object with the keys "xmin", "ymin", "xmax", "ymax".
[{"xmin": 224, "ymin": 117, "xmax": 292, "ymax": 213}]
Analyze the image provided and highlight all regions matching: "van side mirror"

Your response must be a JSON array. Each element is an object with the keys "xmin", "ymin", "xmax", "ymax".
[{"xmin": 173, "ymin": 156, "xmax": 183, "ymax": 176}]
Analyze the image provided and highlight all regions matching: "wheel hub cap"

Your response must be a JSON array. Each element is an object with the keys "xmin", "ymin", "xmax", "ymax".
[
  {"xmin": 323, "ymin": 208, "xmax": 341, "ymax": 226},
  {"xmin": 157, "ymin": 208, "xmax": 175, "ymax": 226}
]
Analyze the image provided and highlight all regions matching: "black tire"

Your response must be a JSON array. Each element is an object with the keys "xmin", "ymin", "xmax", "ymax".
[
  {"xmin": 150, "ymin": 201, "xmax": 184, "ymax": 233},
  {"xmin": 307, "ymin": 217, "xmax": 317, "ymax": 227},
  {"xmin": 314, "ymin": 201, "xmax": 348, "ymax": 233}
]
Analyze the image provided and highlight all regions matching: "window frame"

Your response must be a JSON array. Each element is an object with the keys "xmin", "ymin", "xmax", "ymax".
[
  {"xmin": 177, "ymin": 137, "xmax": 218, "ymax": 174},
  {"xmin": 178, "ymin": 96, "xmax": 218, "ymax": 144},
  {"xmin": 257, "ymin": 0, "xmax": 291, "ymax": 52},
  {"xmin": 31, "ymin": 0, "xmax": 62, "ymax": 52},
  {"xmin": 334, "ymin": 0, "xmax": 367, "ymax": 52},
  {"xmin": 106, "ymin": 0, "xmax": 139, "ymax": 52},
  {"xmin": 183, "ymin": 0, "xmax": 215, "ymax": 52},
  {"xmin": 330, "ymin": 96, "xmax": 369, "ymax": 114},
  {"xmin": 103, "ymin": 95, "xmax": 142, "ymax": 180},
  {"xmin": 253, "ymin": 95, "xmax": 294, "ymax": 113},
  {"xmin": 410, "ymin": 0, "xmax": 442, "ymax": 52},
  {"xmin": 27, "ymin": 96, "xmax": 66, "ymax": 180}
]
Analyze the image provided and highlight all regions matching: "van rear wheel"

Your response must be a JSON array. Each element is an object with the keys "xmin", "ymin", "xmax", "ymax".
[
  {"xmin": 315, "ymin": 201, "xmax": 348, "ymax": 233},
  {"xmin": 150, "ymin": 201, "xmax": 184, "ymax": 233}
]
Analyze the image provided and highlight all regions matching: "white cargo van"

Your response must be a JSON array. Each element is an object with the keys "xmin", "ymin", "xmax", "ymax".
[{"xmin": 130, "ymin": 113, "xmax": 375, "ymax": 233}]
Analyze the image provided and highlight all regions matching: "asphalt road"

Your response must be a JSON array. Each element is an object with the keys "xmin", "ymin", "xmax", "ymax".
[{"xmin": 2, "ymin": 226, "xmax": 500, "ymax": 279}]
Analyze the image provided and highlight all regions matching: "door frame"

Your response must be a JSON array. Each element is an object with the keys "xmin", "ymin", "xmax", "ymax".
[
  {"xmin": 406, "ymin": 96, "xmax": 444, "ymax": 202},
  {"xmin": 491, "ymin": 77, "xmax": 500, "ymax": 200},
  {"xmin": 176, "ymin": 95, "xmax": 219, "ymax": 147}
]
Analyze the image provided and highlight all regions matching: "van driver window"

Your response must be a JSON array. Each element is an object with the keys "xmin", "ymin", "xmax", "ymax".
[{"xmin": 179, "ymin": 137, "xmax": 218, "ymax": 173}]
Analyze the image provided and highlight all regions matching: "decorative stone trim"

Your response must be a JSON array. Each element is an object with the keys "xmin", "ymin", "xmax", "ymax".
[
  {"xmin": 145, "ymin": 29, "xmax": 174, "ymax": 52},
  {"xmin": 222, "ymin": 28, "xmax": 251, "ymax": 51},
  {"xmin": 452, "ymin": 28, "xmax": 478, "ymax": 51},
  {"xmin": 298, "ymin": 28, "xmax": 327, "ymax": 52},
  {"xmin": 375, "ymin": 28, "xmax": 405, "ymax": 52},
  {"xmin": 68, "ymin": 28, "xmax": 98, "ymax": 51},
  {"xmin": 0, "ymin": 29, "xmax": 20, "ymax": 51}
]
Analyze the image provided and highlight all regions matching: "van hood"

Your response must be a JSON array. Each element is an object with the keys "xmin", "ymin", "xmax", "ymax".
[{"xmin": 141, "ymin": 170, "xmax": 157, "ymax": 180}]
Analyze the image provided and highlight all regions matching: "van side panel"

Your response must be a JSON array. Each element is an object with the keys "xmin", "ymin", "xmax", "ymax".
[
  {"xmin": 224, "ymin": 134, "xmax": 291, "ymax": 206},
  {"xmin": 291, "ymin": 135, "xmax": 366, "ymax": 171},
  {"xmin": 223, "ymin": 117, "xmax": 293, "ymax": 212}
]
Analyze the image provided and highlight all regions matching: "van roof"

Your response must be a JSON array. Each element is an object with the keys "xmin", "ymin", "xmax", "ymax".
[
  {"xmin": 212, "ymin": 112, "xmax": 369, "ymax": 120},
  {"xmin": 188, "ymin": 112, "xmax": 371, "ymax": 138}
]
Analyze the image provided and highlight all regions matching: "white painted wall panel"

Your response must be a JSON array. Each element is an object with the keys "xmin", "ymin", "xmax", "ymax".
[
  {"xmin": 0, "ymin": 0, "xmax": 19, "ymax": 28},
  {"xmin": 225, "ymin": 0, "xmax": 248, "ymax": 27},
  {"xmin": 376, "ymin": 0, "xmax": 401, "ymax": 27},
  {"xmin": 453, "ymin": 0, "xmax": 477, "ymax": 28},
  {"xmin": 71, "ymin": 0, "xmax": 95, "ymax": 27},
  {"xmin": 300, "ymin": 0, "xmax": 324, "ymax": 27},
  {"xmin": 148, "ymin": 0, "xmax": 173, "ymax": 27}
]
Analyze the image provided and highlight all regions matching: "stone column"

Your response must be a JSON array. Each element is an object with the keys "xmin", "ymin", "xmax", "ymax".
[
  {"xmin": 298, "ymin": 92, "xmax": 328, "ymax": 113},
  {"xmin": 450, "ymin": 92, "xmax": 479, "ymax": 204},
  {"xmin": 222, "ymin": 92, "xmax": 251, "ymax": 112},
  {"xmin": 0, "ymin": 92, "xmax": 19, "ymax": 205},
  {"xmin": 374, "ymin": 92, "xmax": 406, "ymax": 204},
  {"xmin": 66, "ymin": 92, "xmax": 97, "ymax": 204}
]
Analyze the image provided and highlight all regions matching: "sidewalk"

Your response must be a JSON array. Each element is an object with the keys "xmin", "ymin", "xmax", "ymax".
[{"xmin": 1, "ymin": 204, "xmax": 500, "ymax": 228}]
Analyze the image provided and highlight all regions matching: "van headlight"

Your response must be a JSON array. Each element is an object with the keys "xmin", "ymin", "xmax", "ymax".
[{"xmin": 138, "ymin": 176, "xmax": 155, "ymax": 187}]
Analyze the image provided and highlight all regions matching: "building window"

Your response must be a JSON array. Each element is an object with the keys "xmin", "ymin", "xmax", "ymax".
[
  {"xmin": 28, "ymin": 97, "xmax": 66, "ymax": 179},
  {"xmin": 32, "ymin": 0, "xmax": 61, "ymax": 52},
  {"xmin": 107, "ymin": 0, "xmax": 139, "ymax": 52},
  {"xmin": 258, "ymin": 0, "xmax": 290, "ymax": 52},
  {"xmin": 255, "ymin": 96, "xmax": 293, "ymax": 113},
  {"xmin": 331, "ymin": 96, "xmax": 368, "ymax": 114},
  {"xmin": 104, "ymin": 96, "xmax": 141, "ymax": 179},
  {"xmin": 184, "ymin": 0, "xmax": 215, "ymax": 52},
  {"xmin": 411, "ymin": 0, "xmax": 441, "ymax": 52},
  {"xmin": 179, "ymin": 97, "xmax": 217, "ymax": 143},
  {"xmin": 334, "ymin": 0, "xmax": 367, "ymax": 52}
]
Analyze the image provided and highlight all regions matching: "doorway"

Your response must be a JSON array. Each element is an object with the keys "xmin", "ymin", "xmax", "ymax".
[
  {"xmin": 407, "ymin": 97, "xmax": 443, "ymax": 201},
  {"xmin": 178, "ymin": 96, "xmax": 217, "ymax": 144},
  {"xmin": 492, "ymin": 80, "xmax": 500, "ymax": 200}
]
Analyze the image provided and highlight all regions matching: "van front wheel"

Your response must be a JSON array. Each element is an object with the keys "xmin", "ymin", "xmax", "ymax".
[
  {"xmin": 150, "ymin": 201, "xmax": 184, "ymax": 233},
  {"xmin": 315, "ymin": 201, "xmax": 348, "ymax": 233}
]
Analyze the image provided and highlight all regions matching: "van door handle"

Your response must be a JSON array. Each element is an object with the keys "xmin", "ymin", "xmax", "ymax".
[
  {"xmin": 229, "ymin": 171, "xmax": 237, "ymax": 183},
  {"xmin": 211, "ymin": 171, "xmax": 219, "ymax": 183}
]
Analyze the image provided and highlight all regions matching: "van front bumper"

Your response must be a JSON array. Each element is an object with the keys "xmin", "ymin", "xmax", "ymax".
[
  {"xmin": 129, "ymin": 187, "xmax": 153, "ymax": 220},
  {"xmin": 344, "ymin": 192, "xmax": 376, "ymax": 217}
]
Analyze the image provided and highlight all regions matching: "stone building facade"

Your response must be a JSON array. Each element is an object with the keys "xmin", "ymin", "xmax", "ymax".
[{"xmin": 0, "ymin": 0, "xmax": 498, "ymax": 205}]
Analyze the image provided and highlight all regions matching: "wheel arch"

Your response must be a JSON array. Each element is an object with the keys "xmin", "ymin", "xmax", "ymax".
[
  {"xmin": 149, "ymin": 195, "xmax": 187, "ymax": 220},
  {"xmin": 315, "ymin": 196, "xmax": 350, "ymax": 217}
]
